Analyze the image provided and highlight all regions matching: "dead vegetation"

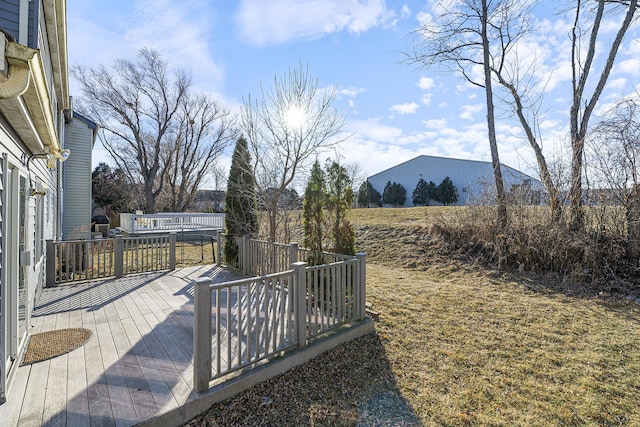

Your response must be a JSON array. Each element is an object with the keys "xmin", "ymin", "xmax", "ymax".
[{"xmin": 186, "ymin": 206, "xmax": 640, "ymax": 426}]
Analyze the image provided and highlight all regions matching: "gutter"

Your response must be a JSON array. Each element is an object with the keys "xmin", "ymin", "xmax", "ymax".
[
  {"xmin": 0, "ymin": 37, "xmax": 30, "ymax": 98},
  {"xmin": 0, "ymin": 36, "xmax": 61, "ymax": 151}
]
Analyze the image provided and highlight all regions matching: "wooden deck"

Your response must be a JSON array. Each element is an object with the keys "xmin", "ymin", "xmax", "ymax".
[{"xmin": 0, "ymin": 265, "xmax": 243, "ymax": 427}]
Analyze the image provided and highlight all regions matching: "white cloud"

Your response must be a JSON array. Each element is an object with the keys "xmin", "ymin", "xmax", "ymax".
[
  {"xmin": 128, "ymin": 0, "xmax": 224, "ymax": 91},
  {"xmin": 617, "ymin": 58, "xmax": 640, "ymax": 76},
  {"xmin": 420, "ymin": 93, "xmax": 433, "ymax": 106},
  {"xmin": 400, "ymin": 5, "xmax": 411, "ymax": 19},
  {"xmin": 338, "ymin": 87, "xmax": 367, "ymax": 98},
  {"xmin": 68, "ymin": 0, "xmax": 224, "ymax": 96},
  {"xmin": 460, "ymin": 103, "xmax": 483, "ymax": 121},
  {"xmin": 424, "ymin": 118, "xmax": 447, "ymax": 129},
  {"xmin": 418, "ymin": 76, "xmax": 435, "ymax": 90},
  {"xmin": 390, "ymin": 102, "xmax": 419, "ymax": 115},
  {"xmin": 607, "ymin": 77, "xmax": 627, "ymax": 91},
  {"xmin": 347, "ymin": 118, "xmax": 403, "ymax": 143},
  {"xmin": 236, "ymin": 0, "xmax": 396, "ymax": 46},
  {"xmin": 415, "ymin": 11, "xmax": 431, "ymax": 27}
]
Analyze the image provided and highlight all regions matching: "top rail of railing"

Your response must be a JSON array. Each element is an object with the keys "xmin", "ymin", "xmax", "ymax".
[{"xmin": 120, "ymin": 213, "xmax": 225, "ymax": 234}]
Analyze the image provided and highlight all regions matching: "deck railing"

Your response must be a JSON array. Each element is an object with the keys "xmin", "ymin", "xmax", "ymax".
[
  {"xmin": 120, "ymin": 212, "xmax": 224, "ymax": 234},
  {"xmin": 194, "ymin": 236, "xmax": 366, "ymax": 392},
  {"xmin": 217, "ymin": 233, "xmax": 356, "ymax": 276},
  {"xmin": 46, "ymin": 234, "xmax": 176, "ymax": 286}
]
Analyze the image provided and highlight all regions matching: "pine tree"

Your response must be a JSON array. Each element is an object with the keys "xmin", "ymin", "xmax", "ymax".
[
  {"xmin": 383, "ymin": 181, "xmax": 407, "ymax": 207},
  {"xmin": 412, "ymin": 178, "xmax": 430, "ymax": 206},
  {"xmin": 325, "ymin": 160, "xmax": 355, "ymax": 255},
  {"xmin": 357, "ymin": 180, "xmax": 369, "ymax": 207},
  {"xmin": 426, "ymin": 181, "xmax": 437, "ymax": 205},
  {"xmin": 303, "ymin": 160, "xmax": 356, "ymax": 261},
  {"xmin": 358, "ymin": 180, "xmax": 382, "ymax": 207},
  {"xmin": 303, "ymin": 160, "xmax": 326, "ymax": 263},
  {"xmin": 437, "ymin": 176, "xmax": 458, "ymax": 206},
  {"xmin": 224, "ymin": 136, "xmax": 258, "ymax": 264}
]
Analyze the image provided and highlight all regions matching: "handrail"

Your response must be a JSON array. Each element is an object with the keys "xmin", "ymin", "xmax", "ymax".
[
  {"xmin": 45, "ymin": 234, "xmax": 177, "ymax": 286},
  {"xmin": 193, "ymin": 252, "xmax": 367, "ymax": 392},
  {"xmin": 120, "ymin": 212, "xmax": 225, "ymax": 234}
]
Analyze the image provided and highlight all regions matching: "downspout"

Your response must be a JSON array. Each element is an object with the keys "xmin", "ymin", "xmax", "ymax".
[{"xmin": 0, "ymin": 36, "xmax": 30, "ymax": 99}]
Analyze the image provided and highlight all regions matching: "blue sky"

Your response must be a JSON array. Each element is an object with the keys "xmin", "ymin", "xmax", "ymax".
[{"xmin": 67, "ymin": 1, "xmax": 640, "ymax": 185}]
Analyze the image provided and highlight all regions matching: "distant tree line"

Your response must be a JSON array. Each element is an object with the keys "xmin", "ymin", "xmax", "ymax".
[
  {"xmin": 356, "ymin": 176, "xmax": 458, "ymax": 208},
  {"xmin": 412, "ymin": 176, "xmax": 458, "ymax": 206}
]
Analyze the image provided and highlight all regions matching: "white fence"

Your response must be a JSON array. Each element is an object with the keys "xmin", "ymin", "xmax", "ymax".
[
  {"xmin": 120, "ymin": 213, "xmax": 225, "ymax": 234},
  {"xmin": 193, "ymin": 251, "xmax": 366, "ymax": 392}
]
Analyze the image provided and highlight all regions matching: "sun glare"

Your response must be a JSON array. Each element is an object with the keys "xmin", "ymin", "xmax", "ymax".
[{"xmin": 284, "ymin": 105, "xmax": 307, "ymax": 131}]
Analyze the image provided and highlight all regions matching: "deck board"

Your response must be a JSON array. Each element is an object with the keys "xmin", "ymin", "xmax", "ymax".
[{"xmin": 0, "ymin": 265, "xmax": 246, "ymax": 426}]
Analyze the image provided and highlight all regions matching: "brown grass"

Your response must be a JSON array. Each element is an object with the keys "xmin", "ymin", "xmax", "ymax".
[{"xmin": 187, "ymin": 206, "xmax": 640, "ymax": 426}]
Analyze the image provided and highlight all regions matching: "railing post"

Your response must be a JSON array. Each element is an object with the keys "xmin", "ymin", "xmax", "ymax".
[
  {"xmin": 169, "ymin": 232, "xmax": 177, "ymax": 270},
  {"xmin": 242, "ymin": 235, "xmax": 249, "ymax": 275},
  {"xmin": 293, "ymin": 261, "xmax": 307, "ymax": 348},
  {"xmin": 193, "ymin": 277, "xmax": 212, "ymax": 393},
  {"xmin": 46, "ymin": 240, "xmax": 55, "ymax": 287},
  {"xmin": 114, "ymin": 235, "xmax": 124, "ymax": 278},
  {"xmin": 289, "ymin": 242, "xmax": 299, "ymax": 266},
  {"xmin": 216, "ymin": 230, "xmax": 222, "ymax": 267},
  {"xmin": 356, "ymin": 253, "xmax": 367, "ymax": 320}
]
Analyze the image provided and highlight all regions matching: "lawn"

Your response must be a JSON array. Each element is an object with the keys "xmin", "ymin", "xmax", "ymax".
[{"xmin": 188, "ymin": 207, "xmax": 640, "ymax": 426}]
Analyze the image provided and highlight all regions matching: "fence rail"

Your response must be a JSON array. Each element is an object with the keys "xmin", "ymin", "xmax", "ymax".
[
  {"xmin": 218, "ymin": 233, "xmax": 357, "ymax": 276},
  {"xmin": 194, "ymin": 253, "xmax": 366, "ymax": 392},
  {"xmin": 120, "ymin": 212, "xmax": 224, "ymax": 234},
  {"xmin": 46, "ymin": 234, "xmax": 176, "ymax": 286}
]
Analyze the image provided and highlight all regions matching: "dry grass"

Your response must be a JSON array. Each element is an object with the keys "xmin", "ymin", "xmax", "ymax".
[
  {"xmin": 369, "ymin": 264, "xmax": 640, "ymax": 426},
  {"xmin": 176, "ymin": 238, "xmax": 218, "ymax": 266},
  {"xmin": 187, "ymin": 206, "xmax": 640, "ymax": 426},
  {"xmin": 348, "ymin": 206, "xmax": 458, "ymax": 227}
]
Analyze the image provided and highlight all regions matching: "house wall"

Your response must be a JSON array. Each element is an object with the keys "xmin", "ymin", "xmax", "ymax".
[
  {"xmin": 367, "ymin": 155, "xmax": 544, "ymax": 207},
  {"xmin": 63, "ymin": 115, "xmax": 94, "ymax": 239},
  {"xmin": 0, "ymin": 1, "xmax": 19, "ymax": 39},
  {"xmin": 0, "ymin": 0, "xmax": 40, "ymax": 47},
  {"xmin": 0, "ymin": 0, "xmax": 69, "ymax": 403}
]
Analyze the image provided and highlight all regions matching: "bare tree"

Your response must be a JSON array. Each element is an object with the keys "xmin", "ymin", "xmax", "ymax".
[
  {"xmin": 588, "ymin": 95, "xmax": 640, "ymax": 261},
  {"xmin": 407, "ymin": 0, "xmax": 515, "ymax": 227},
  {"xmin": 242, "ymin": 63, "xmax": 347, "ymax": 242},
  {"xmin": 483, "ymin": 1, "xmax": 562, "ymax": 220},
  {"xmin": 567, "ymin": 0, "xmax": 638, "ymax": 229},
  {"xmin": 73, "ymin": 48, "xmax": 235, "ymax": 213},
  {"xmin": 164, "ymin": 94, "xmax": 237, "ymax": 212}
]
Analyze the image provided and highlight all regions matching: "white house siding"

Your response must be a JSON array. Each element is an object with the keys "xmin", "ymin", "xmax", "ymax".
[
  {"xmin": 368, "ymin": 155, "xmax": 544, "ymax": 207},
  {"xmin": 62, "ymin": 113, "xmax": 96, "ymax": 240},
  {"xmin": 0, "ymin": 0, "xmax": 70, "ymax": 403}
]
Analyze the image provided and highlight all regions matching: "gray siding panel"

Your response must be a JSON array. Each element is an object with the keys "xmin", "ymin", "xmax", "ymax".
[
  {"xmin": 0, "ymin": 0, "xmax": 40, "ymax": 48},
  {"xmin": 0, "ymin": 0, "xmax": 20, "ymax": 41},
  {"xmin": 28, "ymin": 0, "xmax": 39, "ymax": 48},
  {"xmin": 63, "ymin": 119, "xmax": 93, "ymax": 239}
]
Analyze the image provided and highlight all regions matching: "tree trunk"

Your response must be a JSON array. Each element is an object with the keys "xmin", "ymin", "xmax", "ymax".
[
  {"xmin": 145, "ymin": 181, "xmax": 156, "ymax": 214},
  {"xmin": 568, "ymin": 0, "xmax": 637, "ymax": 230},
  {"xmin": 568, "ymin": 134, "xmax": 584, "ymax": 230},
  {"xmin": 482, "ymin": 0, "xmax": 507, "ymax": 228}
]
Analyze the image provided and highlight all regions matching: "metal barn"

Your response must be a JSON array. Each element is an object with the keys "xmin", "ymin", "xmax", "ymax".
[{"xmin": 367, "ymin": 155, "xmax": 544, "ymax": 206}]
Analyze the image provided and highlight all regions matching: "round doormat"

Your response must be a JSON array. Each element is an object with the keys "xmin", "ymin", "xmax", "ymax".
[{"xmin": 21, "ymin": 328, "xmax": 92, "ymax": 365}]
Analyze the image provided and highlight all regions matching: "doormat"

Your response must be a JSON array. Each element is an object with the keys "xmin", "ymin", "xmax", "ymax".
[{"xmin": 21, "ymin": 328, "xmax": 92, "ymax": 365}]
